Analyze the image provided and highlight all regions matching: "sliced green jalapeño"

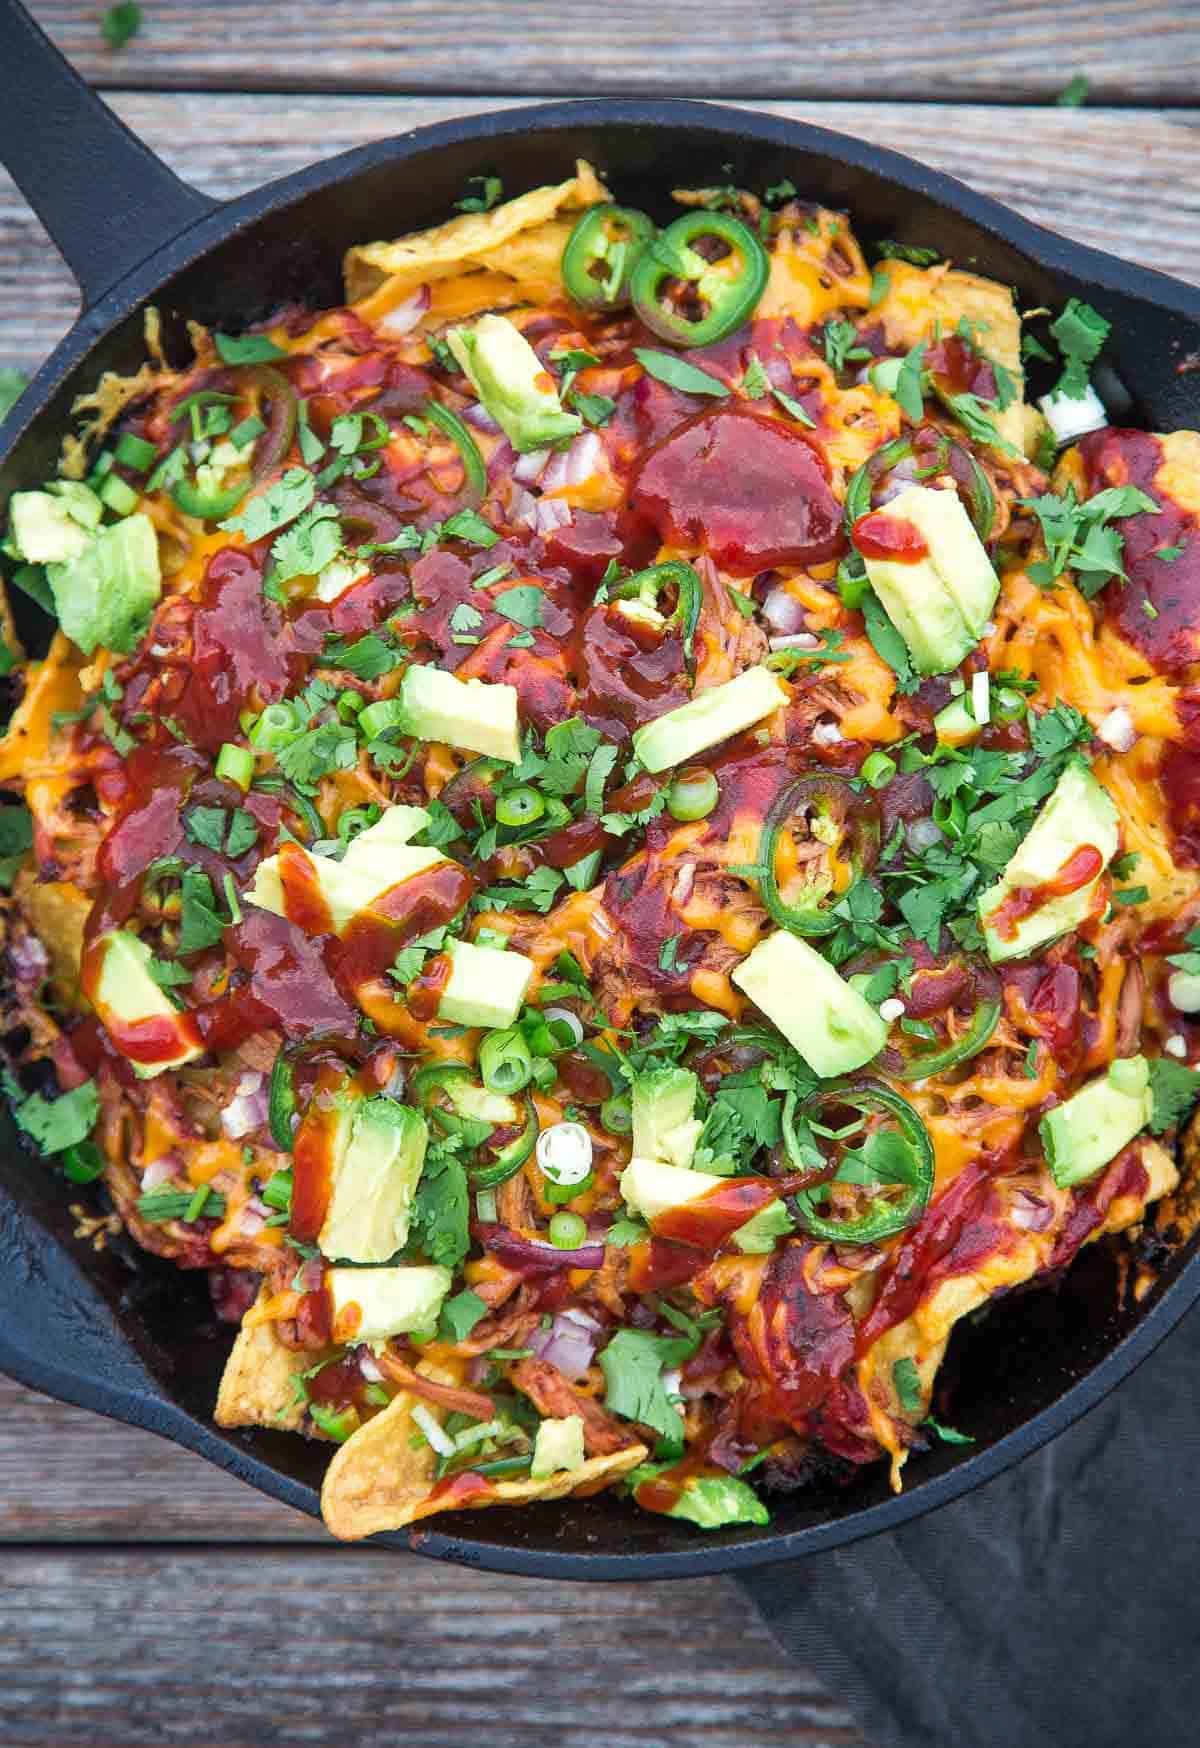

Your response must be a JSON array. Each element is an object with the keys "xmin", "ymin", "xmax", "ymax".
[
  {"xmin": 561, "ymin": 204, "xmax": 657, "ymax": 310},
  {"xmin": 630, "ymin": 212, "xmax": 769, "ymax": 348}
]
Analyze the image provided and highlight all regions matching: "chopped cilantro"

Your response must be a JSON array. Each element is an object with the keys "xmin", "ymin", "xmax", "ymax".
[
  {"xmin": 493, "ymin": 584, "xmax": 545, "ymax": 630},
  {"xmin": 220, "ymin": 467, "xmax": 314, "ymax": 542},
  {"xmin": 439, "ymin": 1288, "xmax": 488, "ymax": 1343},
  {"xmin": 742, "ymin": 353, "xmax": 770, "ymax": 399},
  {"xmin": 276, "ymin": 722, "xmax": 357, "ymax": 795},
  {"xmin": 924, "ymin": 1415, "xmax": 975, "ymax": 1445},
  {"xmin": 876, "ymin": 240, "xmax": 941, "ymax": 266},
  {"xmin": 1148, "ymin": 1058, "xmax": 1200, "ymax": 1135},
  {"xmin": 892, "ymin": 1355, "xmax": 923, "ymax": 1414},
  {"xmin": 213, "ymin": 333, "xmax": 287, "ymax": 366},
  {"xmin": 823, "ymin": 318, "xmax": 870, "ymax": 373},
  {"xmin": 1049, "ymin": 298, "xmax": 1111, "ymax": 400},
  {"xmin": 7, "ymin": 1078, "xmax": 98, "ymax": 1155},
  {"xmin": 270, "ymin": 503, "xmax": 342, "ymax": 586},
  {"xmin": 633, "ymin": 348, "xmax": 729, "ymax": 398},
  {"xmin": 598, "ymin": 1327, "xmax": 696, "ymax": 1444},
  {"xmin": 454, "ymin": 175, "xmax": 503, "ymax": 214}
]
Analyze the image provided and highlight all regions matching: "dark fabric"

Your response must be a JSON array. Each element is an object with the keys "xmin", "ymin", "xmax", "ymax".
[{"xmin": 738, "ymin": 1302, "xmax": 1200, "ymax": 1748}]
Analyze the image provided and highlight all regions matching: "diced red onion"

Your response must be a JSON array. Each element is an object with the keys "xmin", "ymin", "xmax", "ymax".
[
  {"xmin": 673, "ymin": 863, "xmax": 696, "ymax": 907},
  {"xmin": 222, "ymin": 1071, "xmax": 268, "ymax": 1141},
  {"xmin": 542, "ymin": 431, "xmax": 601, "ymax": 493},
  {"xmin": 812, "ymin": 720, "xmax": 843, "ymax": 747},
  {"xmin": 1096, "ymin": 706, "xmax": 1136, "ymax": 753},
  {"xmin": 141, "ymin": 1156, "xmax": 180, "ymax": 1191},
  {"xmin": 377, "ymin": 285, "xmax": 431, "ymax": 337},
  {"xmin": 479, "ymin": 1224, "xmax": 604, "ymax": 1272},
  {"xmin": 528, "ymin": 1310, "xmax": 598, "ymax": 1380},
  {"xmin": 769, "ymin": 631, "xmax": 820, "ymax": 652},
  {"xmin": 238, "ymin": 1206, "xmax": 266, "ymax": 1238},
  {"xmin": 359, "ymin": 1350, "xmax": 384, "ymax": 1383},
  {"xmin": 8, "ymin": 933, "xmax": 48, "ymax": 984},
  {"xmin": 297, "ymin": 1258, "xmax": 325, "ymax": 1294},
  {"xmin": 488, "ymin": 439, "xmax": 515, "ymax": 481},
  {"xmin": 462, "ymin": 401, "xmax": 502, "ymax": 433},
  {"xmin": 512, "ymin": 446, "xmax": 550, "ymax": 485},
  {"xmin": 531, "ymin": 497, "xmax": 573, "ymax": 534},
  {"xmin": 906, "ymin": 817, "xmax": 944, "ymax": 852},
  {"xmin": 877, "ymin": 456, "xmax": 920, "ymax": 503},
  {"xmin": 761, "ymin": 586, "xmax": 808, "ymax": 635},
  {"xmin": 1009, "ymin": 1189, "xmax": 1055, "ymax": 1232}
]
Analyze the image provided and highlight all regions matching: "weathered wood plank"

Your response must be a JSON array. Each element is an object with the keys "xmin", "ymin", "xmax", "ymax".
[
  {"xmin": 2, "ymin": 94, "xmax": 1198, "ymax": 382},
  {"xmin": 27, "ymin": 0, "xmax": 1200, "ymax": 102},
  {"xmin": 0, "ymin": 1375, "xmax": 317, "ymax": 1541},
  {"xmin": 0, "ymin": 1547, "xmax": 865, "ymax": 1747}
]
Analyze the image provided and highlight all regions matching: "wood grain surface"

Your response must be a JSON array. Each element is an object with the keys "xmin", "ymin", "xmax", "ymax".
[
  {"xmin": 2, "ymin": 94, "xmax": 1199, "ymax": 379},
  {"xmin": 4, "ymin": 1548, "xmax": 861, "ymax": 1748},
  {"xmin": 26, "ymin": 0, "xmax": 1200, "ymax": 103}
]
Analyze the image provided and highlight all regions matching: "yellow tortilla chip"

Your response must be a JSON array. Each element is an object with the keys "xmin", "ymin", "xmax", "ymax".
[
  {"xmin": 344, "ymin": 159, "xmax": 609, "ymax": 315},
  {"xmin": 19, "ymin": 875, "xmax": 89, "ymax": 1001},
  {"xmin": 875, "ymin": 261, "xmax": 1026, "ymax": 454},
  {"xmin": 215, "ymin": 1296, "xmax": 308, "ymax": 1432},
  {"xmin": 321, "ymin": 1387, "xmax": 646, "ymax": 1541}
]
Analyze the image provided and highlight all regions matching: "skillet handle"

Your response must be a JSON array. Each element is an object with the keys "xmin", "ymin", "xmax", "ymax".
[{"xmin": 0, "ymin": 0, "xmax": 217, "ymax": 309}]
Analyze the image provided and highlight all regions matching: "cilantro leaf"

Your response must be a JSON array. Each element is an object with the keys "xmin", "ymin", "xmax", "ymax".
[
  {"xmin": 1148, "ymin": 1058, "xmax": 1200, "ymax": 1135},
  {"xmin": 7, "ymin": 1078, "xmax": 98, "ymax": 1155},
  {"xmin": 220, "ymin": 467, "xmax": 315, "ymax": 542},
  {"xmin": 633, "ymin": 349, "xmax": 729, "ymax": 398},
  {"xmin": 893, "ymin": 340, "xmax": 926, "ymax": 422},
  {"xmin": 877, "ymin": 241, "xmax": 941, "ymax": 266},
  {"xmin": 823, "ymin": 318, "xmax": 869, "ymax": 374},
  {"xmin": 213, "ymin": 333, "xmax": 288, "ymax": 366},
  {"xmin": 440, "ymin": 509, "xmax": 498, "ymax": 548},
  {"xmin": 225, "ymin": 808, "xmax": 259, "ymax": 858},
  {"xmin": 861, "ymin": 589, "xmax": 919, "ymax": 694},
  {"xmin": 439, "ymin": 1288, "xmax": 488, "ymax": 1343},
  {"xmin": 924, "ymin": 1415, "xmax": 975, "ymax": 1445},
  {"xmin": 892, "ymin": 1355, "xmax": 923, "ymax": 1414},
  {"xmin": 184, "ymin": 805, "xmax": 227, "ymax": 853},
  {"xmin": 1049, "ymin": 298, "xmax": 1111, "ymax": 400},
  {"xmin": 323, "ymin": 632, "xmax": 401, "ymax": 679},
  {"xmin": 409, "ymin": 1144, "xmax": 470, "ymax": 1267},
  {"xmin": 413, "ymin": 798, "xmax": 464, "ymax": 849},
  {"xmin": 1030, "ymin": 702, "xmax": 1091, "ymax": 761},
  {"xmin": 0, "ymin": 368, "xmax": 29, "ymax": 424},
  {"xmin": 276, "ymin": 722, "xmax": 357, "ymax": 795},
  {"xmin": 598, "ymin": 1328, "xmax": 695, "ymax": 1443},
  {"xmin": 270, "ymin": 503, "xmax": 342, "ymax": 585},
  {"xmin": 493, "ymin": 585, "xmax": 545, "ymax": 630},
  {"xmin": 178, "ymin": 866, "xmax": 229, "ymax": 954}
]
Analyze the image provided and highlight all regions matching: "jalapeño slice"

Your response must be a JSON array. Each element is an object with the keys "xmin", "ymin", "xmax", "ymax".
[
  {"xmin": 844, "ymin": 426, "xmax": 995, "ymax": 544},
  {"xmin": 561, "ymin": 204, "xmax": 657, "ymax": 310},
  {"xmin": 610, "ymin": 560, "xmax": 703, "ymax": 669},
  {"xmin": 785, "ymin": 1078, "xmax": 934, "ymax": 1244},
  {"xmin": 630, "ymin": 212, "xmax": 770, "ymax": 348},
  {"xmin": 758, "ymin": 774, "xmax": 879, "ymax": 937}
]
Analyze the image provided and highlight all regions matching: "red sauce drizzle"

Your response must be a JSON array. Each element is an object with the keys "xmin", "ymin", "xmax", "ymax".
[
  {"xmin": 852, "ymin": 510, "xmax": 929, "ymax": 564},
  {"xmin": 290, "ymin": 1064, "xmax": 349, "ymax": 1242},
  {"xmin": 405, "ymin": 952, "xmax": 453, "ymax": 1023},
  {"xmin": 653, "ymin": 1177, "xmax": 781, "ymax": 1250},
  {"xmin": 332, "ymin": 862, "xmax": 475, "ymax": 993},
  {"xmin": 984, "ymin": 844, "xmax": 1103, "ymax": 942},
  {"xmin": 630, "ymin": 405, "xmax": 845, "ymax": 577},
  {"xmin": 278, "ymin": 842, "xmax": 336, "ymax": 937}
]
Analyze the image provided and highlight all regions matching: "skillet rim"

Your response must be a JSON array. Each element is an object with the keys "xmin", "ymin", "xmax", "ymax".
[{"xmin": 2, "ymin": 94, "xmax": 1200, "ymax": 1579}]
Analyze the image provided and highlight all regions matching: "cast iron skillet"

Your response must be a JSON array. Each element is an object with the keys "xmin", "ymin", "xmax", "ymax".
[{"xmin": 1, "ymin": 0, "xmax": 1199, "ymax": 1579}]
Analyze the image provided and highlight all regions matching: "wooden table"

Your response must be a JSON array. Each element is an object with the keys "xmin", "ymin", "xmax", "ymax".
[{"xmin": 1, "ymin": 6, "xmax": 1198, "ymax": 1743}]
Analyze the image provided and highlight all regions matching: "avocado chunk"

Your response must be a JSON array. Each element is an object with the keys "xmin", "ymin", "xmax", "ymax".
[
  {"xmin": 530, "ymin": 1414, "xmax": 586, "ymax": 1479},
  {"xmin": 436, "ymin": 938, "xmax": 535, "ymax": 1030},
  {"xmin": 1040, "ymin": 1055, "xmax": 1152, "ymax": 1188},
  {"xmin": 400, "ymin": 664, "xmax": 521, "ymax": 764},
  {"xmin": 319, "ymin": 1097, "xmax": 429, "ymax": 1264},
  {"xmin": 92, "ymin": 930, "xmax": 203, "ymax": 1080},
  {"xmin": 933, "ymin": 694, "xmax": 982, "ymax": 747},
  {"xmin": 620, "ymin": 1155, "xmax": 721, "ymax": 1222},
  {"xmin": 619, "ymin": 1154, "xmax": 788, "ymax": 1246},
  {"xmin": 327, "ymin": 1262, "xmax": 452, "ymax": 1345},
  {"xmin": 47, "ymin": 513, "xmax": 162, "ymax": 656},
  {"xmin": 446, "ymin": 313, "xmax": 582, "ymax": 454},
  {"xmin": 244, "ymin": 802, "xmax": 449, "ymax": 934},
  {"xmin": 978, "ymin": 762, "xmax": 1119, "ymax": 963},
  {"xmin": 859, "ymin": 483, "xmax": 999, "ymax": 676},
  {"xmin": 632, "ymin": 665, "xmax": 788, "ymax": 774},
  {"xmin": 631, "ymin": 1065, "xmax": 702, "ymax": 1170},
  {"xmin": 6, "ymin": 485, "xmax": 99, "ymax": 565},
  {"xmin": 731, "ymin": 929, "xmax": 887, "ymax": 1078}
]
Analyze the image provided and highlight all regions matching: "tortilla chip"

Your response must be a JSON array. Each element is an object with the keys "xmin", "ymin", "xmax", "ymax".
[
  {"xmin": 215, "ymin": 1296, "xmax": 308, "ymax": 1432},
  {"xmin": 19, "ymin": 876, "xmax": 89, "ymax": 1000},
  {"xmin": 343, "ymin": 159, "xmax": 609, "ymax": 313},
  {"xmin": 321, "ymin": 1387, "xmax": 646, "ymax": 1541},
  {"xmin": 874, "ymin": 261, "xmax": 1026, "ymax": 454}
]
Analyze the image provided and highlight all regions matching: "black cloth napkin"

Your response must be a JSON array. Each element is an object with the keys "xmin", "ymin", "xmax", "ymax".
[{"xmin": 738, "ymin": 1302, "xmax": 1200, "ymax": 1748}]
